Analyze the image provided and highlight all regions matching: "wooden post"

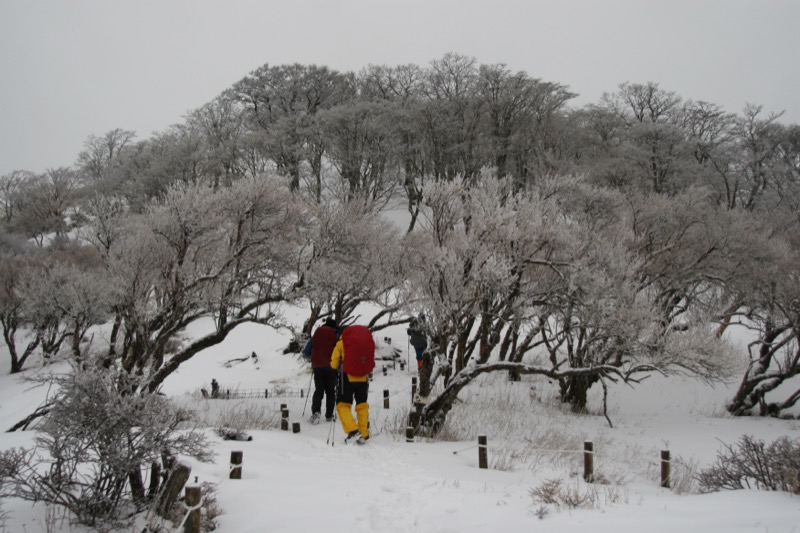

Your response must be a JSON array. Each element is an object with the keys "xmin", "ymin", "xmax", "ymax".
[
  {"xmin": 400, "ymin": 361, "xmax": 405, "ymax": 371},
  {"xmin": 406, "ymin": 426, "xmax": 414, "ymax": 442},
  {"xmin": 411, "ymin": 377, "xmax": 417, "ymax": 402},
  {"xmin": 383, "ymin": 389, "xmax": 390, "ymax": 408},
  {"xmin": 183, "ymin": 485, "xmax": 201, "ymax": 533},
  {"xmin": 478, "ymin": 435, "xmax": 488, "ymax": 469},
  {"xmin": 409, "ymin": 411, "xmax": 419, "ymax": 428},
  {"xmin": 281, "ymin": 409, "xmax": 289, "ymax": 431},
  {"xmin": 583, "ymin": 441, "xmax": 594, "ymax": 483},
  {"xmin": 148, "ymin": 460, "xmax": 162, "ymax": 498},
  {"xmin": 156, "ymin": 461, "xmax": 190, "ymax": 518},
  {"xmin": 280, "ymin": 403, "xmax": 287, "ymax": 410},
  {"xmin": 264, "ymin": 389, "xmax": 269, "ymax": 398},
  {"xmin": 661, "ymin": 450, "xmax": 671, "ymax": 488},
  {"xmin": 383, "ymin": 366, "xmax": 387, "ymax": 376},
  {"xmin": 300, "ymin": 389, "xmax": 304, "ymax": 398},
  {"xmin": 230, "ymin": 451, "xmax": 242, "ymax": 480},
  {"xmin": 292, "ymin": 422, "xmax": 301, "ymax": 433}
]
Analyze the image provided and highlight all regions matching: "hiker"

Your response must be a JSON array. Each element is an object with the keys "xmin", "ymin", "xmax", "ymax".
[
  {"xmin": 331, "ymin": 324, "xmax": 375, "ymax": 444},
  {"xmin": 407, "ymin": 314, "xmax": 428, "ymax": 369},
  {"xmin": 211, "ymin": 378, "xmax": 219, "ymax": 398},
  {"xmin": 304, "ymin": 318, "xmax": 339, "ymax": 424}
]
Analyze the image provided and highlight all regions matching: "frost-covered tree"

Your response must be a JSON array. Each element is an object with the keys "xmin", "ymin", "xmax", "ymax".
[
  {"xmin": 722, "ymin": 214, "xmax": 800, "ymax": 416},
  {"xmin": 317, "ymin": 100, "xmax": 402, "ymax": 205},
  {"xmin": 591, "ymin": 82, "xmax": 698, "ymax": 194},
  {"xmin": 0, "ymin": 364, "xmax": 212, "ymax": 531},
  {"xmin": 0, "ymin": 254, "xmax": 40, "ymax": 373},
  {"xmin": 297, "ymin": 198, "xmax": 408, "ymax": 336},
  {"xmin": 692, "ymin": 104, "xmax": 788, "ymax": 211},
  {"xmin": 89, "ymin": 174, "xmax": 306, "ymax": 392},
  {"xmin": 185, "ymin": 97, "xmax": 247, "ymax": 185},
  {"xmin": 8, "ymin": 167, "xmax": 80, "ymax": 246},
  {"xmin": 476, "ymin": 63, "xmax": 576, "ymax": 183},
  {"xmin": 404, "ymin": 174, "xmax": 566, "ymax": 378},
  {"xmin": 22, "ymin": 260, "xmax": 113, "ymax": 360},
  {"xmin": 228, "ymin": 63, "xmax": 353, "ymax": 190},
  {"xmin": 76, "ymin": 129, "xmax": 136, "ymax": 192},
  {"xmin": 0, "ymin": 245, "xmax": 111, "ymax": 373},
  {"xmin": 0, "ymin": 170, "xmax": 34, "ymax": 224},
  {"xmin": 406, "ymin": 175, "xmax": 735, "ymax": 432}
]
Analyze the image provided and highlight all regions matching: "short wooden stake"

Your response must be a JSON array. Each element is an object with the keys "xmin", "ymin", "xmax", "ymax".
[
  {"xmin": 383, "ymin": 366, "xmax": 387, "ymax": 376},
  {"xmin": 148, "ymin": 460, "xmax": 162, "ymax": 498},
  {"xmin": 230, "ymin": 451, "xmax": 243, "ymax": 479},
  {"xmin": 183, "ymin": 485, "xmax": 201, "ymax": 533},
  {"xmin": 583, "ymin": 441, "xmax": 594, "ymax": 483},
  {"xmin": 281, "ymin": 409, "xmax": 289, "ymax": 431},
  {"xmin": 406, "ymin": 426, "xmax": 414, "ymax": 442},
  {"xmin": 300, "ymin": 389, "xmax": 304, "ymax": 398},
  {"xmin": 156, "ymin": 461, "xmax": 189, "ymax": 518},
  {"xmin": 264, "ymin": 389, "xmax": 269, "ymax": 398},
  {"xmin": 411, "ymin": 377, "xmax": 417, "ymax": 401},
  {"xmin": 292, "ymin": 422, "xmax": 301, "ymax": 433},
  {"xmin": 400, "ymin": 361, "xmax": 405, "ymax": 371},
  {"xmin": 661, "ymin": 450, "xmax": 671, "ymax": 488},
  {"xmin": 280, "ymin": 403, "xmax": 287, "ymax": 411},
  {"xmin": 383, "ymin": 389, "xmax": 390, "ymax": 408},
  {"xmin": 478, "ymin": 435, "xmax": 488, "ymax": 469}
]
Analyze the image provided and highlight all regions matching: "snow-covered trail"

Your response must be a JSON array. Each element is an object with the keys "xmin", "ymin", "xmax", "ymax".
[
  {"xmin": 185, "ymin": 420, "xmax": 800, "ymax": 533},
  {"xmin": 189, "ymin": 422, "xmax": 538, "ymax": 533}
]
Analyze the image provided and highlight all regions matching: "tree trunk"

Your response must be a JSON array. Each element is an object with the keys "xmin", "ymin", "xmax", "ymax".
[
  {"xmin": 148, "ymin": 461, "xmax": 162, "ymax": 499},
  {"xmin": 727, "ymin": 323, "xmax": 793, "ymax": 416},
  {"xmin": 128, "ymin": 468, "xmax": 145, "ymax": 503},
  {"xmin": 561, "ymin": 374, "xmax": 598, "ymax": 413}
]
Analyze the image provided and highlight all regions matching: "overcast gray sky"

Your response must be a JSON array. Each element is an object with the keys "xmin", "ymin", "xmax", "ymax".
[{"xmin": 1, "ymin": 0, "xmax": 798, "ymax": 177}]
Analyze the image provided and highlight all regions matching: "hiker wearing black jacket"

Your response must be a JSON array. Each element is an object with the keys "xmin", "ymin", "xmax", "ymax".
[{"xmin": 407, "ymin": 315, "xmax": 428, "ymax": 369}]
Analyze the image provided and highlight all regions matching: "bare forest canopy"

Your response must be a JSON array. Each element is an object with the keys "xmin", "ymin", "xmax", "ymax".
[{"xmin": 1, "ymin": 52, "xmax": 799, "ymax": 422}]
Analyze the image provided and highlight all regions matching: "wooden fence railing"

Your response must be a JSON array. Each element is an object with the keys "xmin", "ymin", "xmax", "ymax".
[{"xmin": 201, "ymin": 387, "xmax": 305, "ymax": 400}]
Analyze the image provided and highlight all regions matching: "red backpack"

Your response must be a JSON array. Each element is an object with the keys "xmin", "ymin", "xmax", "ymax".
[{"xmin": 341, "ymin": 325, "xmax": 376, "ymax": 377}]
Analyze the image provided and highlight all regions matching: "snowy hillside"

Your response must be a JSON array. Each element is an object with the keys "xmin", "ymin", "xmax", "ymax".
[{"xmin": 1, "ymin": 305, "xmax": 799, "ymax": 532}]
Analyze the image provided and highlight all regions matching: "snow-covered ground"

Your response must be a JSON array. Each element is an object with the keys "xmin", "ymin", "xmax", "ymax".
[{"xmin": 1, "ymin": 311, "xmax": 799, "ymax": 532}]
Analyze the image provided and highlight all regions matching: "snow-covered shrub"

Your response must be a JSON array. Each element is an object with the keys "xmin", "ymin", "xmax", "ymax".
[
  {"xmin": 697, "ymin": 435, "xmax": 800, "ymax": 493},
  {"xmin": 0, "ymin": 365, "xmax": 212, "ymax": 532}
]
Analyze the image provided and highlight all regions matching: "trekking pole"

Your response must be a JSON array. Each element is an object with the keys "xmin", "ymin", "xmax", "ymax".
[
  {"xmin": 407, "ymin": 337, "xmax": 410, "ymax": 372},
  {"xmin": 327, "ymin": 411, "xmax": 336, "ymax": 445},
  {"xmin": 301, "ymin": 370, "xmax": 313, "ymax": 417},
  {"xmin": 327, "ymin": 365, "xmax": 342, "ymax": 446}
]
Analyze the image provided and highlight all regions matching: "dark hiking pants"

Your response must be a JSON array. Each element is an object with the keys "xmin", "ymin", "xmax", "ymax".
[{"xmin": 312, "ymin": 366, "xmax": 338, "ymax": 419}]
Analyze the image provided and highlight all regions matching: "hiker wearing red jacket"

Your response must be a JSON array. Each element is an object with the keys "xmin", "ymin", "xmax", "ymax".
[
  {"xmin": 305, "ymin": 318, "xmax": 339, "ymax": 424},
  {"xmin": 331, "ymin": 324, "xmax": 375, "ymax": 445}
]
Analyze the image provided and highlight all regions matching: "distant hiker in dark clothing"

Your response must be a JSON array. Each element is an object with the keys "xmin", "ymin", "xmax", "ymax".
[
  {"xmin": 304, "ymin": 318, "xmax": 339, "ymax": 424},
  {"xmin": 407, "ymin": 315, "xmax": 428, "ymax": 369},
  {"xmin": 211, "ymin": 379, "xmax": 219, "ymax": 398}
]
